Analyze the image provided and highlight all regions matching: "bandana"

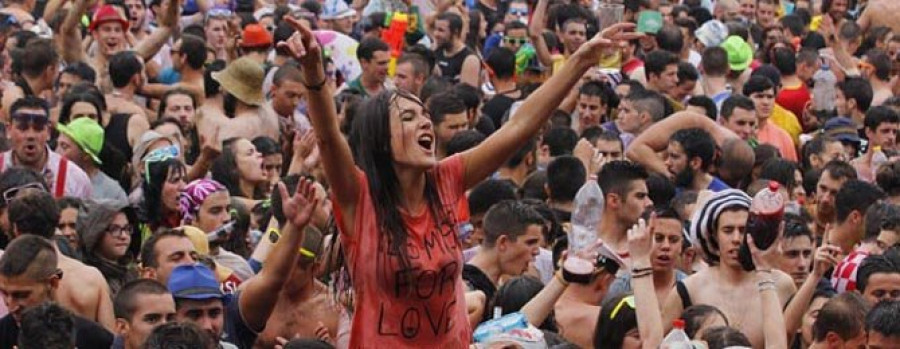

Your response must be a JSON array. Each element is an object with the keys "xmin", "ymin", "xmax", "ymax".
[
  {"xmin": 689, "ymin": 189, "xmax": 751, "ymax": 264},
  {"xmin": 179, "ymin": 179, "xmax": 226, "ymax": 224}
]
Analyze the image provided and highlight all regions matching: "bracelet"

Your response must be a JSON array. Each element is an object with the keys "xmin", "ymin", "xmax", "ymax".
[
  {"xmin": 632, "ymin": 271, "xmax": 652, "ymax": 279},
  {"xmin": 554, "ymin": 271, "xmax": 570, "ymax": 287},
  {"xmin": 303, "ymin": 74, "xmax": 328, "ymax": 91},
  {"xmin": 632, "ymin": 267, "xmax": 653, "ymax": 274},
  {"xmin": 756, "ymin": 269, "xmax": 774, "ymax": 274},
  {"xmin": 758, "ymin": 282, "xmax": 777, "ymax": 292}
]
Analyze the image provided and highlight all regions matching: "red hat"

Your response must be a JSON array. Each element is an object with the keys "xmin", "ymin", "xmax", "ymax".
[
  {"xmin": 240, "ymin": 24, "xmax": 273, "ymax": 48},
  {"xmin": 89, "ymin": 5, "xmax": 129, "ymax": 32}
]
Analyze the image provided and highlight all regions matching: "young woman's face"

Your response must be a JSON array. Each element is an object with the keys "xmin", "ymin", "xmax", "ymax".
[
  {"xmin": 234, "ymin": 139, "xmax": 265, "ymax": 183},
  {"xmin": 621, "ymin": 328, "xmax": 642, "ymax": 349},
  {"xmin": 389, "ymin": 95, "xmax": 437, "ymax": 170},
  {"xmin": 57, "ymin": 207, "xmax": 79, "ymax": 250},
  {"xmin": 162, "ymin": 167, "xmax": 186, "ymax": 212},
  {"xmin": 99, "ymin": 212, "xmax": 131, "ymax": 260},
  {"xmin": 195, "ymin": 191, "xmax": 232, "ymax": 234}
]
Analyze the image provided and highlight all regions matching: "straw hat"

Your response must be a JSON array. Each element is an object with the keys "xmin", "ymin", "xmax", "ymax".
[{"xmin": 211, "ymin": 57, "xmax": 265, "ymax": 106}]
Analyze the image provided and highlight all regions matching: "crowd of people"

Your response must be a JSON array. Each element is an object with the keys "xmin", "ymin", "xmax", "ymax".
[{"xmin": 0, "ymin": 0, "xmax": 895, "ymax": 347}]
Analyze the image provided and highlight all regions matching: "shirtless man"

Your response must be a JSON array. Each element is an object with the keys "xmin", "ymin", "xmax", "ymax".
[
  {"xmin": 857, "ymin": 0, "xmax": 900, "ymax": 34},
  {"xmin": 198, "ymin": 57, "xmax": 280, "ymax": 142},
  {"xmin": 662, "ymin": 189, "xmax": 796, "ymax": 348},
  {"xmin": 0, "ymin": 39, "xmax": 57, "ymax": 122},
  {"xmin": 596, "ymin": 160, "xmax": 654, "ymax": 259},
  {"xmin": 254, "ymin": 177, "xmax": 338, "ymax": 347},
  {"xmin": 139, "ymin": 34, "xmax": 206, "ymax": 105},
  {"xmin": 59, "ymin": 0, "xmax": 177, "ymax": 90},
  {"xmin": 7, "ymin": 191, "xmax": 115, "ymax": 331},
  {"xmin": 626, "ymin": 111, "xmax": 756, "ymax": 188}
]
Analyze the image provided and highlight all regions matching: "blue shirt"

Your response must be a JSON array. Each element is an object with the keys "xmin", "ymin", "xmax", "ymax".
[{"xmin": 708, "ymin": 176, "xmax": 731, "ymax": 192}]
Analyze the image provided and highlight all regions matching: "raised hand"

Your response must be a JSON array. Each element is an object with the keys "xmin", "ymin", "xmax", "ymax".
[
  {"xmin": 278, "ymin": 16, "xmax": 323, "ymax": 70},
  {"xmin": 627, "ymin": 216, "xmax": 654, "ymax": 268},
  {"xmin": 277, "ymin": 178, "xmax": 320, "ymax": 228},
  {"xmin": 813, "ymin": 227, "xmax": 842, "ymax": 278},
  {"xmin": 574, "ymin": 23, "xmax": 643, "ymax": 63},
  {"xmin": 199, "ymin": 124, "xmax": 222, "ymax": 159},
  {"xmin": 315, "ymin": 321, "xmax": 334, "ymax": 344}
]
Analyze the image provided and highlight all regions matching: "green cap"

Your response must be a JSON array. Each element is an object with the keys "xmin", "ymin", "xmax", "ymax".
[
  {"xmin": 721, "ymin": 35, "xmax": 752, "ymax": 71},
  {"xmin": 56, "ymin": 117, "xmax": 104, "ymax": 165}
]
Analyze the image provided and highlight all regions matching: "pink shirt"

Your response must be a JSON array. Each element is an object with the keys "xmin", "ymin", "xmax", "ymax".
[
  {"xmin": 334, "ymin": 155, "xmax": 471, "ymax": 348},
  {"xmin": 756, "ymin": 120, "xmax": 798, "ymax": 162}
]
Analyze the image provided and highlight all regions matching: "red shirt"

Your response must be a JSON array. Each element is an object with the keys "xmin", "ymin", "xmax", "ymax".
[
  {"xmin": 776, "ymin": 82, "xmax": 811, "ymax": 126},
  {"xmin": 334, "ymin": 155, "xmax": 471, "ymax": 348}
]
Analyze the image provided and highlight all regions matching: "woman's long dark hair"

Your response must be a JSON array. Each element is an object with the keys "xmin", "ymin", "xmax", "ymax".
[
  {"xmin": 348, "ymin": 90, "xmax": 453, "ymax": 291},
  {"xmin": 211, "ymin": 138, "xmax": 266, "ymax": 199},
  {"xmin": 140, "ymin": 158, "xmax": 186, "ymax": 227}
]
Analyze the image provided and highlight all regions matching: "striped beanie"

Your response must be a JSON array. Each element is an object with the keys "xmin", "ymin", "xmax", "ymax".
[
  {"xmin": 689, "ymin": 189, "xmax": 751, "ymax": 265},
  {"xmin": 179, "ymin": 179, "xmax": 227, "ymax": 224}
]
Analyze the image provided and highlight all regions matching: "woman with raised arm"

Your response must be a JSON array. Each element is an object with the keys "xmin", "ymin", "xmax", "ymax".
[{"xmin": 278, "ymin": 17, "xmax": 641, "ymax": 347}]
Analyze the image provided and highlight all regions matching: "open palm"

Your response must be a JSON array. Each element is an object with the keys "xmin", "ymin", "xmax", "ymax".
[{"xmin": 277, "ymin": 178, "xmax": 319, "ymax": 228}]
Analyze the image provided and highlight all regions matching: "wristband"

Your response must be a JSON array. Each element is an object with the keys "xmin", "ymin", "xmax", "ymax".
[
  {"xmin": 303, "ymin": 73, "xmax": 328, "ymax": 91},
  {"xmin": 632, "ymin": 271, "xmax": 652, "ymax": 279},
  {"xmin": 554, "ymin": 271, "xmax": 570, "ymax": 287},
  {"xmin": 632, "ymin": 267, "xmax": 653, "ymax": 274}
]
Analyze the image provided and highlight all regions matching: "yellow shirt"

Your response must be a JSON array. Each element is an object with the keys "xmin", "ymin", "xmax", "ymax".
[{"xmin": 770, "ymin": 103, "xmax": 802, "ymax": 145}]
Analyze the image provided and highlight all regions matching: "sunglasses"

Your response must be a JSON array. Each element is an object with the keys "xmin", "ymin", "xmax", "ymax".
[
  {"xmin": 142, "ymin": 145, "xmax": 179, "ymax": 183},
  {"xmin": 11, "ymin": 112, "xmax": 48, "ymax": 131},
  {"xmin": 2, "ymin": 182, "xmax": 46, "ymax": 204},
  {"xmin": 503, "ymin": 37, "xmax": 529, "ymax": 45},
  {"xmin": 508, "ymin": 9, "xmax": 528, "ymax": 16},
  {"xmin": 206, "ymin": 8, "xmax": 232, "ymax": 21},
  {"xmin": 609, "ymin": 295, "xmax": 636, "ymax": 320}
]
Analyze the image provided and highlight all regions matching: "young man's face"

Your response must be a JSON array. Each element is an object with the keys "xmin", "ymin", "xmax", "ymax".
[
  {"xmin": 715, "ymin": 209, "xmax": 749, "ymax": 269},
  {"xmin": 866, "ymin": 122, "xmax": 899, "ymax": 151},
  {"xmin": 434, "ymin": 20, "xmax": 456, "ymax": 49},
  {"xmin": 125, "ymin": 0, "xmax": 146, "ymax": 30},
  {"xmin": 435, "ymin": 112, "xmax": 468, "ymax": 152},
  {"xmin": 205, "ymin": 19, "xmax": 228, "ymax": 49},
  {"xmin": 739, "ymin": 0, "xmax": 756, "ymax": 20},
  {"xmin": 562, "ymin": 22, "xmax": 587, "ymax": 53},
  {"xmin": 118, "ymin": 293, "xmax": 176, "ymax": 349},
  {"xmin": 498, "ymin": 225, "xmax": 542, "ymax": 276},
  {"xmin": 652, "ymin": 64, "xmax": 679, "ymax": 91},
  {"xmin": 672, "ymin": 78, "xmax": 697, "ymax": 102},
  {"xmin": 862, "ymin": 272, "xmax": 900, "ymax": 304},
  {"xmin": 361, "ymin": 50, "xmax": 391, "ymax": 84},
  {"xmin": 650, "ymin": 217, "xmax": 683, "ymax": 272},
  {"xmin": 0, "ymin": 273, "xmax": 56, "ymax": 324},
  {"xmin": 577, "ymin": 94, "xmax": 605, "ymax": 129},
  {"xmin": 162, "ymin": 93, "xmax": 196, "ymax": 128},
  {"xmin": 503, "ymin": 28, "xmax": 529, "ymax": 53},
  {"xmin": 9, "ymin": 108, "xmax": 50, "ymax": 168},
  {"xmin": 722, "ymin": 107, "xmax": 758, "ymax": 141},
  {"xmin": 664, "ymin": 141, "xmax": 690, "ymax": 182},
  {"xmin": 146, "ymin": 236, "xmax": 198, "ymax": 285},
  {"xmin": 835, "ymin": 89, "xmax": 850, "ymax": 117},
  {"xmin": 595, "ymin": 139, "xmax": 623, "ymax": 160},
  {"xmin": 750, "ymin": 88, "xmax": 776, "ymax": 120},
  {"xmin": 195, "ymin": 191, "xmax": 231, "ymax": 235},
  {"xmin": 755, "ymin": 2, "xmax": 776, "ymax": 27},
  {"xmin": 778, "ymin": 235, "xmax": 813, "ymax": 287},
  {"xmin": 393, "ymin": 62, "xmax": 422, "ymax": 95},
  {"xmin": 816, "ymin": 171, "xmax": 848, "ymax": 224},
  {"xmin": 876, "ymin": 229, "xmax": 898, "ymax": 254},
  {"xmin": 615, "ymin": 99, "xmax": 644, "ymax": 134},
  {"xmin": 176, "ymin": 298, "xmax": 225, "ymax": 340},
  {"xmin": 270, "ymin": 79, "xmax": 304, "ymax": 117},
  {"xmin": 94, "ymin": 22, "xmax": 126, "ymax": 56},
  {"xmin": 617, "ymin": 180, "xmax": 653, "ymax": 226}
]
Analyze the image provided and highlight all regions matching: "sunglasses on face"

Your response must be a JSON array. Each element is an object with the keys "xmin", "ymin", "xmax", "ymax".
[
  {"xmin": 11, "ymin": 112, "xmax": 48, "ymax": 131},
  {"xmin": 503, "ymin": 37, "xmax": 528, "ymax": 45},
  {"xmin": 509, "ymin": 9, "xmax": 528, "ymax": 15},
  {"xmin": 2, "ymin": 182, "xmax": 46, "ymax": 204}
]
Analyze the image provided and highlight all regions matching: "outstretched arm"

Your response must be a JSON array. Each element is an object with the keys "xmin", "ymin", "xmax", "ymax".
[
  {"xmin": 528, "ymin": 0, "xmax": 553, "ymax": 67},
  {"xmin": 627, "ymin": 218, "xmax": 664, "ymax": 348},
  {"xmin": 461, "ymin": 23, "xmax": 642, "ymax": 189},
  {"xmin": 626, "ymin": 111, "xmax": 736, "ymax": 177},
  {"xmin": 239, "ymin": 179, "xmax": 319, "ymax": 331},
  {"xmin": 279, "ymin": 17, "xmax": 360, "ymax": 235},
  {"xmin": 60, "ymin": 0, "xmax": 88, "ymax": 64},
  {"xmin": 134, "ymin": 0, "xmax": 179, "ymax": 61}
]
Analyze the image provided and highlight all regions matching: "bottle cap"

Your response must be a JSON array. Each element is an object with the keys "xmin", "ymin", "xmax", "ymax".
[
  {"xmin": 768, "ymin": 181, "xmax": 780, "ymax": 192},
  {"xmin": 673, "ymin": 319, "xmax": 685, "ymax": 329}
]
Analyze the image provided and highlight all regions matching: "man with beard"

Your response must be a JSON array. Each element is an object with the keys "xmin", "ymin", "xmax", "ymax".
[
  {"xmin": 124, "ymin": 0, "xmax": 150, "ymax": 42},
  {"xmin": 814, "ymin": 160, "xmax": 857, "ymax": 236},
  {"xmin": 434, "ymin": 12, "xmax": 480, "ymax": 87},
  {"xmin": 665, "ymin": 128, "xmax": 730, "ymax": 192},
  {"xmin": 60, "ymin": 0, "xmax": 178, "ymax": 89}
]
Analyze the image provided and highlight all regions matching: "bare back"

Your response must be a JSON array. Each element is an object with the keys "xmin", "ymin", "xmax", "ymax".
[
  {"xmin": 57, "ymin": 254, "xmax": 116, "ymax": 331},
  {"xmin": 253, "ymin": 281, "xmax": 340, "ymax": 348},
  {"xmin": 859, "ymin": 0, "xmax": 900, "ymax": 33}
]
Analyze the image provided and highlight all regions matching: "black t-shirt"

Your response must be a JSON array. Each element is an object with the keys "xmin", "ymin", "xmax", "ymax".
[
  {"xmin": 223, "ymin": 291, "xmax": 261, "ymax": 349},
  {"xmin": 802, "ymin": 32, "xmax": 827, "ymax": 51},
  {"xmin": 0, "ymin": 312, "xmax": 113, "ymax": 349},
  {"xmin": 483, "ymin": 94, "xmax": 518, "ymax": 128},
  {"xmin": 462, "ymin": 264, "xmax": 497, "ymax": 324}
]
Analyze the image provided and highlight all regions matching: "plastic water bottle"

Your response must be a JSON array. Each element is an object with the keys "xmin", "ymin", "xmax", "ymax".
[
  {"xmin": 872, "ymin": 146, "xmax": 889, "ymax": 179},
  {"xmin": 812, "ymin": 63, "xmax": 837, "ymax": 112},
  {"xmin": 569, "ymin": 179, "xmax": 604, "ymax": 255},
  {"xmin": 660, "ymin": 319, "xmax": 692, "ymax": 349},
  {"xmin": 739, "ymin": 181, "xmax": 785, "ymax": 271}
]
